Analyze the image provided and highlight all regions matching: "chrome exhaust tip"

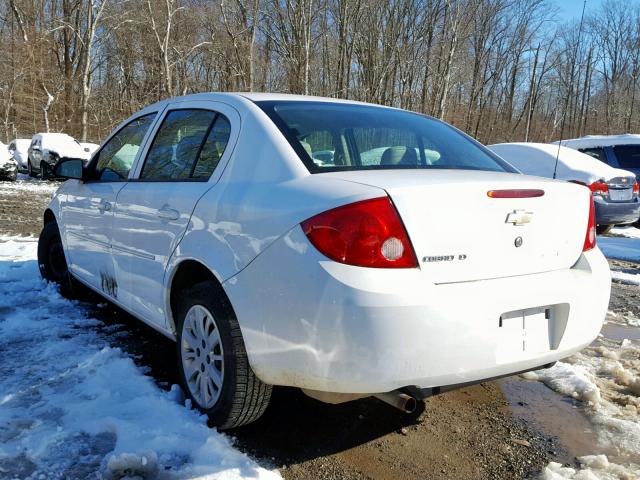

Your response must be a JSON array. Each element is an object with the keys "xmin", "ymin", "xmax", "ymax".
[{"xmin": 373, "ymin": 390, "xmax": 417, "ymax": 413}]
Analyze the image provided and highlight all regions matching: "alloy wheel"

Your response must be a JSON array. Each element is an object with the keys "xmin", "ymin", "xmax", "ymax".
[{"xmin": 180, "ymin": 304, "xmax": 224, "ymax": 409}]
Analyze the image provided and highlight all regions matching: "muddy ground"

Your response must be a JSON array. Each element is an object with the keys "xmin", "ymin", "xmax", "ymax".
[{"xmin": 0, "ymin": 178, "xmax": 635, "ymax": 479}]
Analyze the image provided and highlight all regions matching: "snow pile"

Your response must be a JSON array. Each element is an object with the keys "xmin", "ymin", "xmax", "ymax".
[
  {"xmin": 0, "ymin": 235, "xmax": 280, "ymax": 479},
  {"xmin": 610, "ymin": 269, "xmax": 640, "ymax": 286},
  {"xmin": 606, "ymin": 310, "xmax": 640, "ymax": 328},
  {"xmin": 522, "ymin": 363, "xmax": 601, "ymax": 405},
  {"xmin": 0, "ymin": 178, "xmax": 60, "ymax": 195},
  {"xmin": 540, "ymin": 455, "xmax": 637, "ymax": 479},
  {"xmin": 598, "ymin": 236, "xmax": 640, "ymax": 262},
  {"xmin": 526, "ymin": 332, "xmax": 640, "ymax": 478},
  {"xmin": 610, "ymin": 226, "xmax": 640, "ymax": 239}
]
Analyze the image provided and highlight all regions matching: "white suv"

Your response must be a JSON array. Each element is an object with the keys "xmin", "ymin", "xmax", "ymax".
[{"xmin": 40, "ymin": 93, "xmax": 611, "ymax": 429}]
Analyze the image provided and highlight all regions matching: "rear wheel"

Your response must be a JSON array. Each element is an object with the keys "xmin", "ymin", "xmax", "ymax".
[
  {"xmin": 596, "ymin": 224, "xmax": 613, "ymax": 235},
  {"xmin": 176, "ymin": 281, "xmax": 272, "ymax": 430},
  {"xmin": 37, "ymin": 221, "xmax": 76, "ymax": 297}
]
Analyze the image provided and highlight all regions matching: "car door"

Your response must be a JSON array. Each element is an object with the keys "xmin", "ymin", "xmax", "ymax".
[
  {"xmin": 61, "ymin": 113, "xmax": 159, "ymax": 294},
  {"xmin": 111, "ymin": 101, "xmax": 238, "ymax": 328},
  {"xmin": 29, "ymin": 137, "xmax": 41, "ymax": 169}
]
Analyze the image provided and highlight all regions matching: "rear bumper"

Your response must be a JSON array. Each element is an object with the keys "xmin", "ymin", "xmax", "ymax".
[
  {"xmin": 224, "ymin": 227, "xmax": 611, "ymax": 394},
  {"xmin": 595, "ymin": 197, "xmax": 640, "ymax": 225}
]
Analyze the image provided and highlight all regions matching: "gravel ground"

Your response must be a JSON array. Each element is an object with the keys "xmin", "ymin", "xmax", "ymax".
[{"xmin": 0, "ymin": 178, "xmax": 634, "ymax": 480}]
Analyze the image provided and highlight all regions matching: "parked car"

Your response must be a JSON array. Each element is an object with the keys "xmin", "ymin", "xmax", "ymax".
[
  {"xmin": 488, "ymin": 142, "xmax": 640, "ymax": 234},
  {"xmin": 552, "ymin": 134, "xmax": 640, "ymax": 179},
  {"xmin": 0, "ymin": 141, "xmax": 17, "ymax": 181},
  {"xmin": 40, "ymin": 93, "xmax": 611, "ymax": 429},
  {"xmin": 8, "ymin": 138, "xmax": 31, "ymax": 173},
  {"xmin": 27, "ymin": 133, "xmax": 92, "ymax": 179}
]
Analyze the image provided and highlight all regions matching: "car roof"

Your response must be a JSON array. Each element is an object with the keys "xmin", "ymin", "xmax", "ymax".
[
  {"xmin": 550, "ymin": 134, "xmax": 640, "ymax": 149},
  {"xmin": 137, "ymin": 92, "xmax": 396, "ymax": 115}
]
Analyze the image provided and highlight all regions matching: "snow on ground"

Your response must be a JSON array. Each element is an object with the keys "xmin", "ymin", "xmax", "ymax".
[
  {"xmin": 600, "ymin": 226, "xmax": 640, "ymax": 262},
  {"xmin": 540, "ymin": 454, "xmax": 636, "ymax": 480},
  {"xmin": 610, "ymin": 269, "xmax": 640, "ymax": 286},
  {"xmin": 598, "ymin": 236, "xmax": 640, "ymax": 263},
  {"xmin": 610, "ymin": 226, "xmax": 640, "ymax": 239},
  {"xmin": 0, "ymin": 235, "xmax": 280, "ymax": 479},
  {"xmin": 525, "ymin": 328, "xmax": 640, "ymax": 478},
  {"xmin": 0, "ymin": 177, "xmax": 60, "ymax": 196}
]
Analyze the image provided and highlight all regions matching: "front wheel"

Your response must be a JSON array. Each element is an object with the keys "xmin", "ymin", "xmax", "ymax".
[
  {"xmin": 596, "ymin": 224, "xmax": 613, "ymax": 235},
  {"xmin": 37, "ymin": 221, "xmax": 75, "ymax": 297},
  {"xmin": 176, "ymin": 281, "xmax": 272, "ymax": 430},
  {"xmin": 27, "ymin": 159, "xmax": 36, "ymax": 178}
]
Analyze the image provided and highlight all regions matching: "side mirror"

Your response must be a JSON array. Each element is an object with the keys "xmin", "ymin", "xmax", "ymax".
[{"xmin": 53, "ymin": 158, "xmax": 85, "ymax": 180}]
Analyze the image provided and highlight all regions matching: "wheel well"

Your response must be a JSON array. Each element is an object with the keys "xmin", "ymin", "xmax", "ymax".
[
  {"xmin": 169, "ymin": 260, "xmax": 229, "ymax": 333},
  {"xmin": 43, "ymin": 209, "xmax": 55, "ymax": 225}
]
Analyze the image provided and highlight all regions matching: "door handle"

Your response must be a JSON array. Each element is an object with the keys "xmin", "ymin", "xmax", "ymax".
[
  {"xmin": 157, "ymin": 205, "xmax": 180, "ymax": 221},
  {"xmin": 98, "ymin": 200, "xmax": 112, "ymax": 213}
]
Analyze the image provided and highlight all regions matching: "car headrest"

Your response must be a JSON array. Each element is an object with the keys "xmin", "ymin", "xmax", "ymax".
[{"xmin": 381, "ymin": 147, "xmax": 418, "ymax": 166}]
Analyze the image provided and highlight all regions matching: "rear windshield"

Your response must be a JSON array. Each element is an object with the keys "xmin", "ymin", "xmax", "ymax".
[
  {"xmin": 257, "ymin": 101, "xmax": 514, "ymax": 173},
  {"xmin": 613, "ymin": 145, "xmax": 640, "ymax": 168}
]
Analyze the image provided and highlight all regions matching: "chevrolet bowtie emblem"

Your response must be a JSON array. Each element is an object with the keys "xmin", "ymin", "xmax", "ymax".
[{"xmin": 505, "ymin": 210, "xmax": 533, "ymax": 226}]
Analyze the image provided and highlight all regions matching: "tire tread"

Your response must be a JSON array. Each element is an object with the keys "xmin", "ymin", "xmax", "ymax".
[{"xmin": 177, "ymin": 281, "xmax": 271, "ymax": 430}]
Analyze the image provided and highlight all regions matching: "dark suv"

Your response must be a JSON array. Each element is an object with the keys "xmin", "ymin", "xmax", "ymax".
[
  {"xmin": 556, "ymin": 135, "xmax": 640, "ymax": 226},
  {"xmin": 557, "ymin": 135, "xmax": 640, "ymax": 179}
]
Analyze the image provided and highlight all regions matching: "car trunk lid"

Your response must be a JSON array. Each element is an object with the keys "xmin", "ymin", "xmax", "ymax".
[{"xmin": 322, "ymin": 170, "xmax": 590, "ymax": 283}]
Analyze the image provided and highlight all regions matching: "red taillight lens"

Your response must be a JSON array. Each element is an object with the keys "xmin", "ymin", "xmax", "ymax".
[
  {"xmin": 588, "ymin": 181, "xmax": 608, "ymax": 195},
  {"xmin": 583, "ymin": 195, "xmax": 596, "ymax": 252},
  {"xmin": 301, "ymin": 197, "xmax": 418, "ymax": 268},
  {"xmin": 634, "ymin": 181, "xmax": 639, "ymax": 193}
]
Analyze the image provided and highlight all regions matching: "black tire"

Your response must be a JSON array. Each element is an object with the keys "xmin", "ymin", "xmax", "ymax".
[
  {"xmin": 27, "ymin": 159, "xmax": 36, "ymax": 178},
  {"xmin": 40, "ymin": 161, "xmax": 49, "ymax": 180},
  {"xmin": 176, "ymin": 281, "xmax": 272, "ymax": 430},
  {"xmin": 596, "ymin": 224, "xmax": 613, "ymax": 235},
  {"xmin": 37, "ymin": 220, "xmax": 76, "ymax": 297}
]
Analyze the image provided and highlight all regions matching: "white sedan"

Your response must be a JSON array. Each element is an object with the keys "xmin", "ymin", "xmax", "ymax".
[{"xmin": 40, "ymin": 93, "xmax": 611, "ymax": 429}]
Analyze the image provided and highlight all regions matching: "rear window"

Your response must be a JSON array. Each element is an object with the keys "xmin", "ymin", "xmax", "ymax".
[
  {"xmin": 613, "ymin": 145, "xmax": 640, "ymax": 168},
  {"xmin": 257, "ymin": 101, "xmax": 514, "ymax": 173}
]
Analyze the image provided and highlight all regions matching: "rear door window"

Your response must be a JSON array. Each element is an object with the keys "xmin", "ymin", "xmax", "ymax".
[
  {"xmin": 613, "ymin": 145, "xmax": 640, "ymax": 169},
  {"xmin": 140, "ymin": 109, "xmax": 231, "ymax": 181},
  {"xmin": 191, "ymin": 115, "xmax": 232, "ymax": 179}
]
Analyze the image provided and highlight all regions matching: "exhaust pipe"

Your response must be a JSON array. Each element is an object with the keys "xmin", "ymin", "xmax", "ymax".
[{"xmin": 374, "ymin": 390, "xmax": 417, "ymax": 413}]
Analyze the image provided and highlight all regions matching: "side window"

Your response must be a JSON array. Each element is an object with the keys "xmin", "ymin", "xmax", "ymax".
[
  {"xmin": 94, "ymin": 114, "xmax": 156, "ymax": 181},
  {"xmin": 192, "ymin": 115, "xmax": 231, "ymax": 179},
  {"xmin": 579, "ymin": 148, "xmax": 608, "ymax": 163},
  {"xmin": 141, "ymin": 109, "xmax": 215, "ymax": 180},
  {"xmin": 613, "ymin": 145, "xmax": 640, "ymax": 169}
]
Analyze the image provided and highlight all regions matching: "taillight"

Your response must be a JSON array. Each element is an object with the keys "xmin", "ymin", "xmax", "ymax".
[
  {"xmin": 487, "ymin": 189, "xmax": 545, "ymax": 198},
  {"xmin": 588, "ymin": 181, "xmax": 608, "ymax": 195},
  {"xmin": 634, "ymin": 181, "xmax": 639, "ymax": 194},
  {"xmin": 583, "ymin": 195, "xmax": 596, "ymax": 252},
  {"xmin": 301, "ymin": 197, "xmax": 418, "ymax": 268}
]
